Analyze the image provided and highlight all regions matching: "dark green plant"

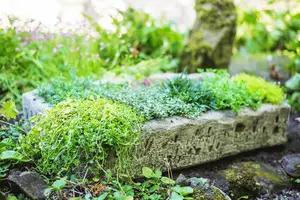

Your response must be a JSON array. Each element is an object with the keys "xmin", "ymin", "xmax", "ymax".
[
  {"xmin": 161, "ymin": 75, "xmax": 215, "ymax": 110},
  {"xmin": 18, "ymin": 98, "xmax": 144, "ymax": 177},
  {"xmin": 0, "ymin": 100, "xmax": 28, "ymax": 178},
  {"xmin": 87, "ymin": 167, "xmax": 193, "ymax": 200}
]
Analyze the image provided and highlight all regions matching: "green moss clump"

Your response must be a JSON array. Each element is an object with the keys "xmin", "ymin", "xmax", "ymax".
[
  {"xmin": 223, "ymin": 162, "xmax": 287, "ymax": 199},
  {"xmin": 233, "ymin": 73, "xmax": 286, "ymax": 104},
  {"xmin": 195, "ymin": 0, "xmax": 237, "ymax": 29},
  {"xmin": 180, "ymin": 0, "xmax": 237, "ymax": 72},
  {"xmin": 18, "ymin": 98, "xmax": 144, "ymax": 177},
  {"xmin": 224, "ymin": 162, "xmax": 263, "ymax": 199},
  {"xmin": 192, "ymin": 187, "xmax": 228, "ymax": 200}
]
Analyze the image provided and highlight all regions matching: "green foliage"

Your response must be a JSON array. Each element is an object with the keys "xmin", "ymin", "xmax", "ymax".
[
  {"xmin": 37, "ymin": 77, "xmax": 205, "ymax": 120},
  {"xmin": 285, "ymin": 73, "xmax": 300, "ymax": 111},
  {"xmin": 161, "ymin": 74, "xmax": 215, "ymax": 110},
  {"xmin": 0, "ymin": 138, "xmax": 29, "ymax": 178},
  {"xmin": 1, "ymin": 8, "xmax": 185, "ymax": 107},
  {"xmin": 235, "ymin": 2, "xmax": 300, "ymax": 110},
  {"xmin": 108, "ymin": 86, "xmax": 204, "ymax": 120},
  {"xmin": 37, "ymin": 76, "xmax": 101, "ymax": 105},
  {"xmin": 38, "ymin": 71, "xmax": 281, "ymax": 120},
  {"xmin": 18, "ymin": 98, "xmax": 144, "ymax": 177},
  {"xmin": 200, "ymin": 72, "xmax": 262, "ymax": 112},
  {"xmin": 44, "ymin": 177, "xmax": 67, "ymax": 198},
  {"xmin": 233, "ymin": 73, "xmax": 285, "ymax": 104},
  {"xmin": 0, "ymin": 100, "xmax": 18, "ymax": 120},
  {"xmin": 87, "ymin": 7, "xmax": 184, "ymax": 70},
  {"xmin": 91, "ymin": 167, "xmax": 193, "ymax": 200}
]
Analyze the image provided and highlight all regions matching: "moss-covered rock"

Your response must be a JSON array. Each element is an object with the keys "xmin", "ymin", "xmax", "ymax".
[
  {"xmin": 181, "ymin": 0, "xmax": 237, "ymax": 72},
  {"xmin": 221, "ymin": 162, "xmax": 290, "ymax": 199},
  {"xmin": 193, "ymin": 186, "xmax": 231, "ymax": 200}
]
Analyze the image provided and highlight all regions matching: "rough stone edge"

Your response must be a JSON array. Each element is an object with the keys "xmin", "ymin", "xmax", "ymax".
[
  {"xmin": 127, "ymin": 103, "xmax": 290, "ymax": 175},
  {"xmin": 22, "ymin": 85, "xmax": 291, "ymax": 176}
]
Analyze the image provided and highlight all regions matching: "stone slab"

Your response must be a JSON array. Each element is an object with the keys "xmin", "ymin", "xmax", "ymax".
[
  {"xmin": 129, "ymin": 103, "xmax": 290, "ymax": 174},
  {"xmin": 22, "ymin": 89, "xmax": 51, "ymax": 120},
  {"xmin": 22, "ymin": 89, "xmax": 290, "ymax": 175}
]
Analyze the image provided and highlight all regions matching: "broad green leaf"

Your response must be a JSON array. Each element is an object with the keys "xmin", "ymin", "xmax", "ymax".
[
  {"xmin": 154, "ymin": 169, "xmax": 162, "ymax": 178},
  {"xmin": 285, "ymin": 74, "xmax": 300, "ymax": 91},
  {"xmin": 0, "ymin": 100, "xmax": 18, "ymax": 120},
  {"xmin": 7, "ymin": 196, "xmax": 18, "ymax": 200},
  {"xmin": 97, "ymin": 193, "xmax": 108, "ymax": 200},
  {"xmin": 142, "ymin": 167, "xmax": 154, "ymax": 178},
  {"xmin": 52, "ymin": 177, "xmax": 67, "ymax": 190},
  {"xmin": 172, "ymin": 186, "xmax": 193, "ymax": 196},
  {"xmin": 0, "ymin": 150, "xmax": 29, "ymax": 162},
  {"xmin": 161, "ymin": 177, "xmax": 175, "ymax": 185},
  {"xmin": 170, "ymin": 192, "xmax": 184, "ymax": 200}
]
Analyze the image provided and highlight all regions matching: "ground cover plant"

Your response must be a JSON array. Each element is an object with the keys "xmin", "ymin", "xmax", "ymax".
[
  {"xmin": 37, "ymin": 71, "xmax": 284, "ymax": 118},
  {"xmin": 19, "ymin": 98, "xmax": 144, "ymax": 177}
]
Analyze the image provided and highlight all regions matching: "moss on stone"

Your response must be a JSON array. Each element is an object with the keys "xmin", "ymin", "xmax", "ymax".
[
  {"xmin": 193, "ymin": 187, "xmax": 228, "ymax": 200},
  {"xmin": 195, "ymin": 0, "xmax": 237, "ymax": 29},
  {"xmin": 223, "ymin": 162, "xmax": 288, "ymax": 199},
  {"xmin": 180, "ymin": 0, "xmax": 237, "ymax": 72}
]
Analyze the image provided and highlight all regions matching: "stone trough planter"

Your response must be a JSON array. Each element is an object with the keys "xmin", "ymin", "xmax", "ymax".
[{"xmin": 22, "ymin": 87, "xmax": 290, "ymax": 175}]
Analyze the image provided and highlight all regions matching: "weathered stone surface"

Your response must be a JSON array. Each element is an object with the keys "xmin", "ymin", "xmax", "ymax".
[
  {"xmin": 22, "ymin": 89, "xmax": 290, "ymax": 176},
  {"xmin": 129, "ymin": 103, "xmax": 290, "ymax": 174},
  {"xmin": 8, "ymin": 171, "xmax": 48, "ymax": 200},
  {"xmin": 281, "ymin": 154, "xmax": 300, "ymax": 178},
  {"xmin": 220, "ymin": 162, "xmax": 290, "ymax": 199},
  {"xmin": 176, "ymin": 174, "xmax": 189, "ymax": 186},
  {"xmin": 22, "ymin": 90, "xmax": 51, "ymax": 120},
  {"xmin": 181, "ymin": 0, "xmax": 237, "ymax": 72}
]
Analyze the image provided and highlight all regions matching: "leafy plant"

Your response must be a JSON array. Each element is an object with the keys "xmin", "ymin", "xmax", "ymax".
[
  {"xmin": 0, "ymin": 100, "xmax": 28, "ymax": 178},
  {"xmin": 161, "ymin": 74, "xmax": 215, "ymax": 110},
  {"xmin": 1, "ymin": 8, "xmax": 185, "ymax": 107},
  {"xmin": 0, "ymin": 138, "xmax": 29, "ymax": 178},
  {"xmin": 285, "ymin": 73, "xmax": 300, "ymax": 111},
  {"xmin": 233, "ymin": 73, "xmax": 285, "ymax": 104},
  {"xmin": 235, "ymin": 1, "xmax": 300, "ymax": 110},
  {"xmin": 0, "ymin": 99, "xmax": 18, "ymax": 120},
  {"xmin": 94, "ymin": 167, "xmax": 193, "ymax": 200},
  {"xmin": 44, "ymin": 177, "xmax": 67, "ymax": 198},
  {"xmin": 200, "ymin": 71, "xmax": 262, "ymax": 112},
  {"xmin": 18, "ymin": 98, "xmax": 144, "ymax": 177},
  {"xmin": 37, "ymin": 77, "xmax": 205, "ymax": 120}
]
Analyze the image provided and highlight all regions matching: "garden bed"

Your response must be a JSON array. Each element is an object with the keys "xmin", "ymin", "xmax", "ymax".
[{"xmin": 22, "ymin": 86, "xmax": 290, "ymax": 175}]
